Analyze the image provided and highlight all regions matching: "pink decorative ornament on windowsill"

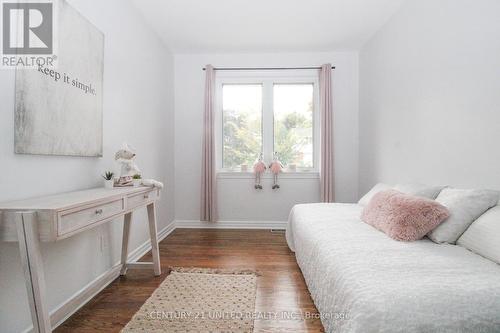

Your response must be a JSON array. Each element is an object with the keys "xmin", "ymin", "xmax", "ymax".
[
  {"xmin": 253, "ymin": 153, "xmax": 266, "ymax": 190},
  {"xmin": 269, "ymin": 152, "xmax": 284, "ymax": 189}
]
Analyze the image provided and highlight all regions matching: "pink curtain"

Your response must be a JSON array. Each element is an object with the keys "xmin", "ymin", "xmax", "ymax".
[
  {"xmin": 201, "ymin": 64, "xmax": 217, "ymax": 222},
  {"xmin": 319, "ymin": 64, "xmax": 335, "ymax": 202}
]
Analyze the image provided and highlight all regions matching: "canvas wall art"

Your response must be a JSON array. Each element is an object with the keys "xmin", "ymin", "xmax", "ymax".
[{"xmin": 15, "ymin": 0, "xmax": 104, "ymax": 157}]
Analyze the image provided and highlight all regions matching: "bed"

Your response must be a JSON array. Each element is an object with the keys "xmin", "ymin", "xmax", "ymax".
[{"xmin": 286, "ymin": 203, "xmax": 500, "ymax": 333}]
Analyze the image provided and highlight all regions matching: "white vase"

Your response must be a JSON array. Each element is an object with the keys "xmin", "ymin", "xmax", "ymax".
[
  {"xmin": 104, "ymin": 179, "xmax": 114, "ymax": 189},
  {"xmin": 132, "ymin": 179, "xmax": 141, "ymax": 187}
]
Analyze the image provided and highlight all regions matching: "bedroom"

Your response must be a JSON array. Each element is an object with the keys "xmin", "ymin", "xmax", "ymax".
[{"xmin": 0, "ymin": 0, "xmax": 499, "ymax": 332}]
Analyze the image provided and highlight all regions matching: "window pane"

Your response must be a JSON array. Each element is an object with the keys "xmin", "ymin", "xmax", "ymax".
[
  {"xmin": 274, "ymin": 84, "xmax": 314, "ymax": 169},
  {"xmin": 222, "ymin": 84, "xmax": 263, "ymax": 170}
]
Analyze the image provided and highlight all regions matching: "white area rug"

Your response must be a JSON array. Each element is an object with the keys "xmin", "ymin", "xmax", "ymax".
[{"xmin": 122, "ymin": 267, "xmax": 257, "ymax": 333}]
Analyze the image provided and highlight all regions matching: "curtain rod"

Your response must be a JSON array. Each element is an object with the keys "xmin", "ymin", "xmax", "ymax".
[{"xmin": 202, "ymin": 66, "xmax": 335, "ymax": 71}]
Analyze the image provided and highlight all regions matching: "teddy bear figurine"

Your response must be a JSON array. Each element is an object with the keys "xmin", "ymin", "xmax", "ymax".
[
  {"xmin": 114, "ymin": 143, "xmax": 164, "ymax": 188},
  {"xmin": 269, "ymin": 152, "xmax": 284, "ymax": 189},
  {"xmin": 253, "ymin": 153, "xmax": 267, "ymax": 190}
]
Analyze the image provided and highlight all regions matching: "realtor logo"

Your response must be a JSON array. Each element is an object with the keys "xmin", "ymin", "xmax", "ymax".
[{"xmin": 2, "ymin": 1, "xmax": 53, "ymax": 54}]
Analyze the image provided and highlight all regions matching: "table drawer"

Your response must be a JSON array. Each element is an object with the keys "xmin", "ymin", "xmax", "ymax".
[
  {"xmin": 58, "ymin": 199, "xmax": 124, "ymax": 236},
  {"xmin": 127, "ymin": 190, "xmax": 158, "ymax": 209}
]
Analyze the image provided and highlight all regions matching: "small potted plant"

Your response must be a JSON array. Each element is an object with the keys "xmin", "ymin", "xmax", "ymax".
[
  {"xmin": 102, "ymin": 171, "xmax": 115, "ymax": 189},
  {"xmin": 132, "ymin": 174, "xmax": 142, "ymax": 187}
]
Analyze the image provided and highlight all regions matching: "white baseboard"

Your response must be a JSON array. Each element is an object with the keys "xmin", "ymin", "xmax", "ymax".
[
  {"xmin": 126, "ymin": 222, "xmax": 175, "ymax": 263},
  {"xmin": 175, "ymin": 220, "xmax": 287, "ymax": 230},
  {"xmin": 49, "ymin": 264, "xmax": 123, "ymax": 330},
  {"xmin": 21, "ymin": 221, "xmax": 176, "ymax": 333}
]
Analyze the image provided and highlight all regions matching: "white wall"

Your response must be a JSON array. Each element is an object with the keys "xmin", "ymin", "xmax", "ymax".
[
  {"xmin": 0, "ymin": 0, "xmax": 175, "ymax": 331},
  {"xmin": 174, "ymin": 52, "xmax": 359, "ymax": 222},
  {"xmin": 359, "ymin": 0, "xmax": 500, "ymax": 195}
]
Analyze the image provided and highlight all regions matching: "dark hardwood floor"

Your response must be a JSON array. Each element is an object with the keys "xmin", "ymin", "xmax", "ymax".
[{"xmin": 55, "ymin": 229, "xmax": 324, "ymax": 332}]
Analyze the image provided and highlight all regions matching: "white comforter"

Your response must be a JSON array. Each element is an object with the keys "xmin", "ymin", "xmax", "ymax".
[{"xmin": 286, "ymin": 203, "xmax": 500, "ymax": 333}]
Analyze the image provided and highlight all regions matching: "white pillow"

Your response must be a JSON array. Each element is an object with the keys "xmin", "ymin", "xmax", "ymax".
[
  {"xmin": 457, "ymin": 206, "xmax": 500, "ymax": 264},
  {"xmin": 394, "ymin": 183, "xmax": 446, "ymax": 199},
  {"xmin": 358, "ymin": 183, "xmax": 392, "ymax": 206},
  {"xmin": 428, "ymin": 188, "xmax": 499, "ymax": 244}
]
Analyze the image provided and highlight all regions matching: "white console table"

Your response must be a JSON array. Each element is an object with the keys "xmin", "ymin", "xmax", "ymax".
[{"xmin": 0, "ymin": 186, "xmax": 162, "ymax": 333}]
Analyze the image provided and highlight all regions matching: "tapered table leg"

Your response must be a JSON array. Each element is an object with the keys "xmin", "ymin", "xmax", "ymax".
[
  {"xmin": 16, "ymin": 212, "xmax": 52, "ymax": 333},
  {"xmin": 120, "ymin": 212, "xmax": 133, "ymax": 275},
  {"xmin": 147, "ymin": 203, "xmax": 161, "ymax": 276}
]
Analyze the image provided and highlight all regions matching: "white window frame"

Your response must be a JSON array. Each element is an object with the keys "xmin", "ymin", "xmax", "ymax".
[{"xmin": 215, "ymin": 70, "xmax": 320, "ymax": 177}]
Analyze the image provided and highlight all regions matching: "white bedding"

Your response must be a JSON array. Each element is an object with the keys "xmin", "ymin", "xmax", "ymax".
[{"xmin": 286, "ymin": 203, "xmax": 500, "ymax": 333}]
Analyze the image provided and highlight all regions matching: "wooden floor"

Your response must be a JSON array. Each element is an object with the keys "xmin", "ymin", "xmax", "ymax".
[{"xmin": 55, "ymin": 229, "xmax": 324, "ymax": 333}]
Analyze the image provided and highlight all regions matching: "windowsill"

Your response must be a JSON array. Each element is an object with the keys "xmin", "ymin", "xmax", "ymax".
[{"xmin": 217, "ymin": 171, "xmax": 319, "ymax": 179}]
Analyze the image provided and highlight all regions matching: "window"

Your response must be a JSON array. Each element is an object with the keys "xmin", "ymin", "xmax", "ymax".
[
  {"xmin": 216, "ymin": 73, "xmax": 319, "ymax": 173},
  {"xmin": 222, "ymin": 84, "xmax": 263, "ymax": 170},
  {"xmin": 274, "ymin": 84, "xmax": 314, "ymax": 169}
]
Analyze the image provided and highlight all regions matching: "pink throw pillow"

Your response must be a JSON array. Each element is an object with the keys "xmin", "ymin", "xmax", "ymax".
[{"xmin": 361, "ymin": 189, "xmax": 450, "ymax": 241}]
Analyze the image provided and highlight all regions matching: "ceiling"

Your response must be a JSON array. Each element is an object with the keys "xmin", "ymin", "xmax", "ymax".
[{"xmin": 131, "ymin": 0, "xmax": 404, "ymax": 53}]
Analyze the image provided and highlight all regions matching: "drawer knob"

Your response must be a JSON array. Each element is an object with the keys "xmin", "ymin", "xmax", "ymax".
[
  {"xmin": 95, "ymin": 209, "xmax": 103, "ymax": 215},
  {"xmin": 144, "ymin": 194, "xmax": 150, "ymax": 199}
]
